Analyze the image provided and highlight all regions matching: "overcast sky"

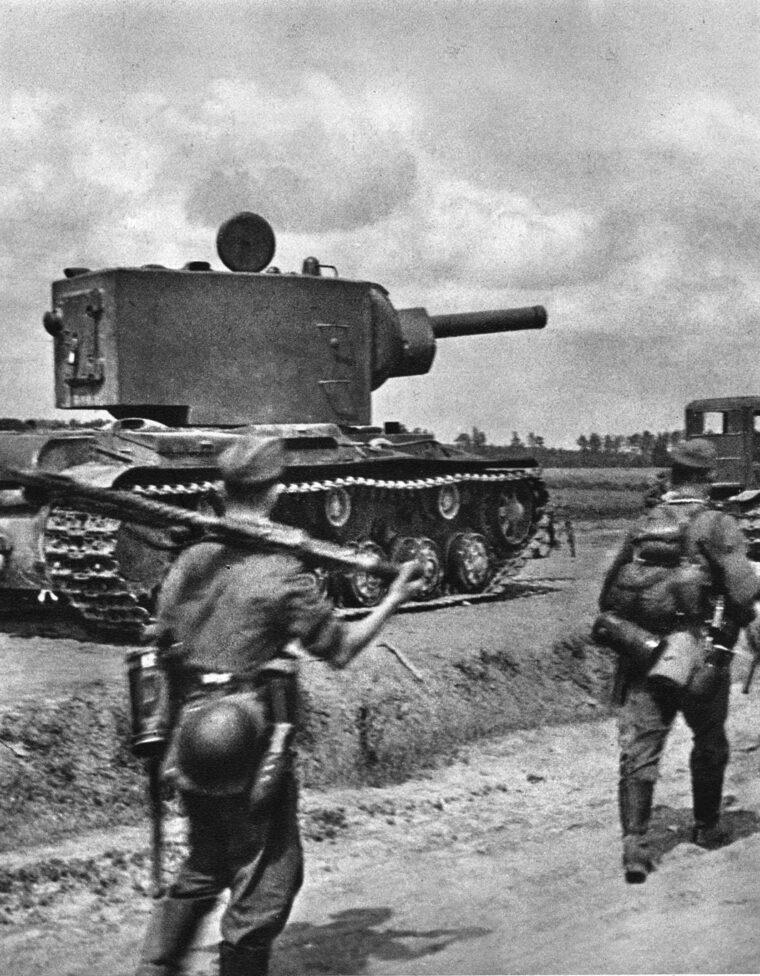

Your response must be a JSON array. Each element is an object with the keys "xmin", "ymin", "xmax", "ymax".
[{"xmin": 2, "ymin": 0, "xmax": 760, "ymax": 447}]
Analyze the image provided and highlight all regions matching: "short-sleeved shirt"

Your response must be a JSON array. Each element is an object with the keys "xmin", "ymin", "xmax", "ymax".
[{"xmin": 155, "ymin": 542, "xmax": 344, "ymax": 677}]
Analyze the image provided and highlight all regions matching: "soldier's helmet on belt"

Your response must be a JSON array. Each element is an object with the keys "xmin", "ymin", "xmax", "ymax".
[
  {"xmin": 669, "ymin": 438, "xmax": 717, "ymax": 471},
  {"xmin": 169, "ymin": 696, "xmax": 267, "ymax": 795},
  {"xmin": 218, "ymin": 435, "xmax": 285, "ymax": 490}
]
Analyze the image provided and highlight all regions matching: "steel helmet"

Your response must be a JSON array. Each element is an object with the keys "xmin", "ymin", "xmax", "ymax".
[{"xmin": 170, "ymin": 696, "xmax": 266, "ymax": 796}]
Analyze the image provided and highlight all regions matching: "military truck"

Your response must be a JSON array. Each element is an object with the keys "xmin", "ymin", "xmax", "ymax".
[
  {"xmin": 683, "ymin": 395, "xmax": 760, "ymax": 557},
  {"xmin": 0, "ymin": 212, "xmax": 552, "ymax": 637}
]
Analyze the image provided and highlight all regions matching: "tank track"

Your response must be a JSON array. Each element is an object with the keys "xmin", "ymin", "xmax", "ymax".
[
  {"xmin": 42, "ymin": 482, "xmax": 218, "ymax": 639},
  {"xmin": 42, "ymin": 470, "xmax": 547, "ymax": 640}
]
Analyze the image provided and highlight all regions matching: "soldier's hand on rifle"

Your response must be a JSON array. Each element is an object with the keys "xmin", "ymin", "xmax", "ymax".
[
  {"xmin": 386, "ymin": 560, "xmax": 426, "ymax": 607},
  {"xmin": 331, "ymin": 562, "xmax": 425, "ymax": 670}
]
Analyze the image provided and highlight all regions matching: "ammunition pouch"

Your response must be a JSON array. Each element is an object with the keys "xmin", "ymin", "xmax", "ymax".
[{"xmin": 592, "ymin": 612, "xmax": 665, "ymax": 674}]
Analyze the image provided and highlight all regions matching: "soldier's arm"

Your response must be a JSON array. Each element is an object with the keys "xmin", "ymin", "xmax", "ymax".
[
  {"xmin": 702, "ymin": 513, "xmax": 760, "ymax": 625},
  {"xmin": 330, "ymin": 562, "xmax": 424, "ymax": 669},
  {"xmin": 286, "ymin": 560, "xmax": 423, "ymax": 669},
  {"xmin": 598, "ymin": 535, "xmax": 635, "ymax": 610}
]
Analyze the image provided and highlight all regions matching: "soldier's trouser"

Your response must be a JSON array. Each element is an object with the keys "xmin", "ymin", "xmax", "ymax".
[
  {"xmin": 618, "ymin": 668, "xmax": 731, "ymax": 834},
  {"xmin": 136, "ymin": 895, "xmax": 218, "ymax": 976},
  {"xmin": 136, "ymin": 771, "xmax": 303, "ymax": 976}
]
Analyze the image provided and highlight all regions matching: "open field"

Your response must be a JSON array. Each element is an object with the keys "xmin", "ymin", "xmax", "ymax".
[
  {"xmin": 543, "ymin": 466, "xmax": 658, "ymax": 521},
  {"xmin": 543, "ymin": 466, "xmax": 659, "ymax": 487}
]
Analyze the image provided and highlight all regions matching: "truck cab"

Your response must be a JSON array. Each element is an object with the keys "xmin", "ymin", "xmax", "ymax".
[{"xmin": 685, "ymin": 396, "xmax": 760, "ymax": 499}]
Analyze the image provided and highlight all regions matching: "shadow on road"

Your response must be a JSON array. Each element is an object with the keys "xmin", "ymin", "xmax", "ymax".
[
  {"xmin": 647, "ymin": 801, "xmax": 760, "ymax": 867},
  {"xmin": 276, "ymin": 907, "xmax": 490, "ymax": 975}
]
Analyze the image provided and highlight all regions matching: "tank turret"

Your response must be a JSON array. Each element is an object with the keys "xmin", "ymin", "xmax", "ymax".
[
  {"xmin": 42, "ymin": 212, "xmax": 546, "ymax": 428},
  {"xmin": 0, "ymin": 212, "xmax": 553, "ymax": 637}
]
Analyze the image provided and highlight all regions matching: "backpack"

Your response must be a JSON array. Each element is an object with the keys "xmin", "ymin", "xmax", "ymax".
[
  {"xmin": 631, "ymin": 499, "xmax": 699, "ymax": 566},
  {"xmin": 602, "ymin": 499, "xmax": 711, "ymax": 634}
]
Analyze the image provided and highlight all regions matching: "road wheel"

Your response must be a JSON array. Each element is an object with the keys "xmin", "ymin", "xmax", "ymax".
[
  {"xmin": 447, "ymin": 532, "xmax": 493, "ymax": 592},
  {"xmin": 340, "ymin": 539, "xmax": 388, "ymax": 607},
  {"xmin": 389, "ymin": 536, "xmax": 443, "ymax": 600},
  {"xmin": 479, "ymin": 484, "xmax": 534, "ymax": 552}
]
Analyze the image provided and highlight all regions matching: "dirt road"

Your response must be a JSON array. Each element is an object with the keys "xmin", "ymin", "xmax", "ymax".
[
  {"xmin": 4, "ymin": 684, "xmax": 760, "ymax": 975},
  {"xmin": 3, "ymin": 524, "xmax": 760, "ymax": 974}
]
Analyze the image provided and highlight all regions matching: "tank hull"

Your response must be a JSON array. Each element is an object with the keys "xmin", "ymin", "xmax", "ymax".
[{"xmin": 0, "ymin": 422, "xmax": 550, "ymax": 638}]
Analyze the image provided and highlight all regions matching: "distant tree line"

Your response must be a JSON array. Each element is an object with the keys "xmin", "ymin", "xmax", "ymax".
[
  {"xmin": 574, "ymin": 430, "xmax": 683, "ymax": 465},
  {"xmin": 453, "ymin": 427, "xmax": 685, "ymax": 468}
]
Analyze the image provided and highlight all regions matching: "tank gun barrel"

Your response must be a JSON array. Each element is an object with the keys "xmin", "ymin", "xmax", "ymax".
[
  {"xmin": 430, "ymin": 306, "xmax": 547, "ymax": 339},
  {"xmin": 388, "ymin": 304, "xmax": 548, "ymax": 381}
]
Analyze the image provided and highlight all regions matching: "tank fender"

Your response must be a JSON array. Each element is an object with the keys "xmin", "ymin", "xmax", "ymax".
[
  {"xmin": 55, "ymin": 462, "xmax": 132, "ymax": 488},
  {"xmin": 35, "ymin": 434, "xmax": 97, "ymax": 474},
  {"xmin": 0, "ymin": 433, "xmax": 88, "ymax": 487}
]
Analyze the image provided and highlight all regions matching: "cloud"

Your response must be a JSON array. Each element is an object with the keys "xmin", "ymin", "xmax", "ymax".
[
  {"xmin": 304, "ymin": 175, "xmax": 613, "ymax": 310},
  {"xmin": 177, "ymin": 75, "xmax": 419, "ymax": 233},
  {"xmin": 3, "ymin": 1, "xmax": 760, "ymax": 442}
]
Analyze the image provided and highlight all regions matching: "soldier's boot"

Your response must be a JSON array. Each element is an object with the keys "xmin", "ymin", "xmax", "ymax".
[
  {"xmin": 691, "ymin": 769, "xmax": 729, "ymax": 849},
  {"xmin": 619, "ymin": 779, "xmax": 654, "ymax": 884},
  {"xmin": 135, "ymin": 895, "xmax": 217, "ymax": 976},
  {"xmin": 219, "ymin": 940, "xmax": 271, "ymax": 976}
]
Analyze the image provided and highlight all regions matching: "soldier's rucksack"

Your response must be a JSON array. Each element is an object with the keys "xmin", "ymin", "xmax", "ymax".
[
  {"xmin": 631, "ymin": 499, "xmax": 697, "ymax": 566},
  {"xmin": 601, "ymin": 499, "xmax": 710, "ymax": 634}
]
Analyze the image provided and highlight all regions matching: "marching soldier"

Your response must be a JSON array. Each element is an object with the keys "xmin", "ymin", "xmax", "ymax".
[
  {"xmin": 596, "ymin": 439, "xmax": 759, "ymax": 884},
  {"xmin": 135, "ymin": 435, "xmax": 422, "ymax": 976},
  {"xmin": 563, "ymin": 518, "xmax": 576, "ymax": 558}
]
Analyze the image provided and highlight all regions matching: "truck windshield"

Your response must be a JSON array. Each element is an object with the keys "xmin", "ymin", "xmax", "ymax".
[{"xmin": 701, "ymin": 411, "xmax": 725, "ymax": 435}]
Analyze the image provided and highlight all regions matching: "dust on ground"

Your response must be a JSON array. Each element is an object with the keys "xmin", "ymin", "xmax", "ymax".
[
  {"xmin": 3, "ymin": 683, "xmax": 760, "ymax": 975},
  {"xmin": 0, "ymin": 525, "xmax": 614, "ymax": 851},
  {"xmin": 3, "ymin": 521, "xmax": 760, "ymax": 974}
]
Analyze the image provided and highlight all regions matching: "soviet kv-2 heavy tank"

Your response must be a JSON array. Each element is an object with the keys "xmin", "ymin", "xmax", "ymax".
[{"xmin": 0, "ymin": 212, "xmax": 551, "ymax": 638}]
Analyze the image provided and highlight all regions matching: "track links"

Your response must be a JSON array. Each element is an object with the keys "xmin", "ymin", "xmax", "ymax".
[{"xmin": 42, "ymin": 470, "xmax": 546, "ymax": 639}]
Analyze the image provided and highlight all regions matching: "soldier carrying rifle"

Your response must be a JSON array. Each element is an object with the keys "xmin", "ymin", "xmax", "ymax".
[
  {"xmin": 594, "ymin": 439, "xmax": 760, "ymax": 884},
  {"xmin": 133, "ymin": 435, "xmax": 423, "ymax": 976}
]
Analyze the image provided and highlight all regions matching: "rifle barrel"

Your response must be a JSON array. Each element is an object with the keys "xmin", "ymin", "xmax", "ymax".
[
  {"xmin": 4, "ymin": 467, "xmax": 401, "ymax": 581},
  {"xmin": 147, "ymin": 757, "xmax": 164, "ymax": 897}
]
